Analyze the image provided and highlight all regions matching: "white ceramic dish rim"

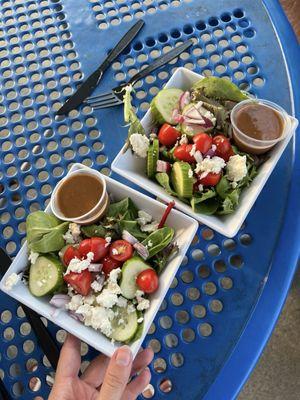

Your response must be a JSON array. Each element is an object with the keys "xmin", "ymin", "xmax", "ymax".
[
  {"xmin": 112, "ymin": 67, "xmax": 299, "ymax": 237},
  {"xmin": 0, "ymin": 163, "xmax": 198, "ymax": 359}
]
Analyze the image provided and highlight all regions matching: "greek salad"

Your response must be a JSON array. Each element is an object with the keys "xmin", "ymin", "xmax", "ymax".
[
  {"xmin": 125, "ymin": 77, "xmax": 261, "ymax": 215},
  {"xmin": 23, "ymin": 197, "xmax": 177, "ymax": 344}
]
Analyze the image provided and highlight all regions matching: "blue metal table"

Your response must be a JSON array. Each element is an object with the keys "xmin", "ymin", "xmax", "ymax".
[{"xmin": 0, "ymin": 0, "xmax": 299, "ymax": 399}]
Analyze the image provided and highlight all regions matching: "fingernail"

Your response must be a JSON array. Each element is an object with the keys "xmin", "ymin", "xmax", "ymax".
[{"xmin": 116, "ymin": 345, "xmax": 132, "ymax": 366}]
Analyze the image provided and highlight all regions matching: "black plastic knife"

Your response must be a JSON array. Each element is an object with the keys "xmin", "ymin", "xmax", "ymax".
[
  {"xmin": 0, "ymin": 248, "xmax": 60, "ymax": 370},
  {"xmin": 57, "ymin": 19, "xmax": 145, "ymax": 115}
]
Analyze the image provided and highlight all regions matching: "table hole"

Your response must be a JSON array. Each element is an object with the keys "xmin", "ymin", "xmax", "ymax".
[
  {"xmin": 202, "ymin": 228, "xmax": 214, "ymax": 241},
  {"xmin": 159, "ymin": 316, "xmax": 172, "ymax": 329},
  {"xmin": 46, "ymin": 372, "xmax": 55, "ymax": 387},
  {"xmin": 26, "ymin": 358, "xmax": 38, "ymax": 373},
  {"xmin": 209, "ymin": 299, "xmax": 223, "ymax": 313},
  {"xmin": 198, "ymin": 323, "xmax": 213, "ymax": 337},
  {"xmin": 233, "ymin": 8, "xmax": 244, "ymax": 18},
  {"xmin": 147, "ymin": 322, "xmax": 156, "ymax": 335},
  {"xmin": 7, "ymin": 344, "xmax": 18, "ymax": 359},
  {"xmin": 20, "ymin": 322, "xmax": 31, "ymax": 336},
  {"xmin": 182, "ymin": 328, "xmax": 195, "ymax": 342},
  {"xmin": 187, "ymin": 287, "xmax": 200, "ymax": 301},
  {"xmin": 171, "ymin": 352, "xmax": 184, "ymax": 367},
  {"xmin": 203, "ymin": 281, "xmax": 217, "ymax": 295},
  {"xmin": 220, "ymin": 276, "xmax": 233, "ymax": 290},
  {"xmin": 198, "ymin": 265, "xmax": 210, "ymax": 278},
  {"xmin": 253, "ymin": 77, "xmax": 265, "ymax": 87},
  {"xmin": 180, "ymin": 270, "xmax": 194, "ymax": 283},
  {"xmin": 175, "ymin": 310, "xmax": 190, "ymax": 324},
  {"xmin": 159, "ymin": 299, "xmax": 167, "ymax": 312},
  {"xmin": 148, "ymin": 339, "xmax": 161, "ymax": 353},
  {"xmin": 223, "ymin": 239, "xmax": 236, "ymax": 251},
  {"xmin": 23, "ymin": 339, "xmax": 35, "ymax": 354},
  {"xmin": 3, "ymin": 327, "xmax": 15, "ymax": 340},
  {"xmin": 170, "ymin": 277, "xmax": 178, "ymax": 289},
  {"xmin": 13, "ymin": 382, "xmax": 24, "ymax": 397},
  {"xmin": 17, "ymin": 306, "xmax": 25, "ymax": 318},
  {"xmin": 171, "ymin": 293, "xmax": 183, "ymax": 306},
  {"xmin": 153, "ymin": 357, "xmax": 166, "ymax": 373},
  {"xmin": 230, "ymin": 255, "xmax": 244, "ymax": 268},
  {"xmin": 56, "ymin": 329, "xmax": 67, "ymax": 343},
  {"xmin": 159, "ymin": 378, "xmax": 172, "ymax": 393},
  {"xmin": 9, "ymin": 363, "xmax": 21, "ymax": 377},
  {"xmin": 80, "ymin": 360, "xmax": 90, "ymax": 373},
  {"xmin": 240, "ymin": 233, "xmax": 252, "ymax": 245},
  {"xmin": 42, "ymin": 355, "xmax": 51, "ymax": 368},
  {"xmin": 214, "ymin": 260, "xmax": 226, "ymax": 273},
  {"xmin": 142, "ymin": 384, "xmax": 155, "ymax": 398},
  {"xmin": 29, "ymin": 377, "xmax": 41, "ymax": 392},
  {"xmin": 244, "ymin": 28, "xmax": 255, "ymax": 38},
  {"xmin": 164, "ymin": 333, "xmax": 178, "ymax": 348},
  {"xmin": 207, "ymin": 244, "xmax": 221, "ymax": 256}
]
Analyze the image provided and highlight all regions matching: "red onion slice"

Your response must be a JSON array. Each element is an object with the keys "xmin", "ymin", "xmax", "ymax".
[
  {"xmin": 184, "ymin": 116, "xmax": 205, "ymax": 125},
  {"xmin": 122, "ymin": 230, "xmax": 139, "ymax": 245},
  {"xmin": 69, "ymin": 310, "xmax": 84, "ymax": 322},
  {"xmin": 133, "ymin": 242, "xmax": 149, "ymax": 260},
  {"xmin": 171, "ymin": 108, "xmax": 184, "ymax": 124},
  {"xmin": 179, "ymin": 91, "xmax": 191, "ymax": 110},
  {"xmin": 156, "ymin": 160, "xmax": 171, "ymax": 173},
  {"xmin": 88, "ymin": 263, "xmax": 103, "ymax": 272},
  {"xmin": 49, "ymin": 294, "xmax": 70, "ymax": 308}
]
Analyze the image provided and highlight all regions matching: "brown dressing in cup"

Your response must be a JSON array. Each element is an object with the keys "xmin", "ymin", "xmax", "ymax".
[
  {"xmin": 235, "ymin": 103, "xmax": 283, "ymax": 141},
  {"xmin": 57, "ymin": 173, "xmax": 103, "ymax": 218}
]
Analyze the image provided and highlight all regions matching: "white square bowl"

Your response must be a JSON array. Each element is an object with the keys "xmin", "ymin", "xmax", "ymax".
[
  {"xmin": 0, "ymin": 163, "xmax": 198, "ymax": 359},
  {"xmin": 112, "ymin": 67, "xmax": 298, "ymax": 237}
]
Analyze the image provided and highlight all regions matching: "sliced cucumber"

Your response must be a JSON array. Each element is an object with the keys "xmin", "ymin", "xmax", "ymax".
[
  {"xmin": 147, "ymin": 138, "xmax": 159, "ymax": 178},
  {"xmin": 111, "ymin": 306, "xmax": 138, "ymax": 342},
  {"xmin": 29, "ymin": 255, "xmax": 64, "ymax": 297},
  {"xmin": 180, "ymin": 121, "xmax": 213, "ymax": 137},
  {"xmin": 150, "ymin": 88, "xmax": 183, "ymax": 125},
  {"xmin": 171, "ymin": 161, "xmax": 194, "ymax": 198},
  {"xmin": 120, "ymin": 256, "xmax": 152, "ymax": 299}
]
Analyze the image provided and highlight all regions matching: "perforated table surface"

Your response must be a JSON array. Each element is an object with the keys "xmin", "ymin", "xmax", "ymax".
[{"xmin": 0, "ymin": 0, "xmax": 299, "ymax": 399}]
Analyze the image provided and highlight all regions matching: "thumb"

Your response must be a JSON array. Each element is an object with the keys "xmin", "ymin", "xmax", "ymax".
[{"xmin": 98, "ymin": 346, "xmax": 133, "ymax": 400}]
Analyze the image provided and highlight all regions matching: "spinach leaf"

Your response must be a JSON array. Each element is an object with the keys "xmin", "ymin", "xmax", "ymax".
[
  {"xmin": 107, "ymin": 198, "xmax": 138, "ymax": 220},
  {"xmin": 155, "ymin": 173, "xmax": 177, "ymax": 196},
  {"xmin": 141, "ymin": 227, "xmax": 174, "ymax": 259},
  {"xmin": 191, "ymin": 196, "xmax": 219, "ymax": 215},
  {"xmin": 30, "ymin": 221, "xmax": 69, "ymax": 253},
  {"xmin": 119, "ymin": 220, "xmax": 147, "ymax": 241},
  {"xmin": 216, "ymin": 176, "xmax": 231, "ymax": 199},
  {"xmin": 81, "ymin": 224, "xmax": 107, "ymax": 238},
  {"xmin": 26, "ymin": 211, "xmax": 69, "ymax": 253},
  {"xmin": 123, "ymin": 85, "xmax": 145, "ymax": 140},
  {"xmin": 152, "ymin": 243, "xmax": 179, "ymax": 274},
  {"xmin": 194, "ymin": 189, "xmax": 216, "ymax": 203}
]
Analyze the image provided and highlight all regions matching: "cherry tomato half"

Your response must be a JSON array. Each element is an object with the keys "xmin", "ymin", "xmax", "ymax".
[
  {"xmin": 198, "ymin": 172, "xmax": 222, "ymax": 186},
  {"xmin": 158, "ymin": 123, "xmax": 181, "ymax": 147},
  {"xmin": 212, "ymin": 135, "xmax": 234, "ymax": 161},
  {"xmin": 64, "ymin": 269, "xmax": 92, "ymax": 296},
  {"xmin": 136, "ymin": 269, "xmax": 159, "ymax": 294},
  {"xmin": 102, "ymin": 256, "xmax": 122, "ymax": 276},
  {"xmin": 173, "ymin": 144, "xmax": 195, "ymax": 163},
  {"xmin": 109, "ymin": 240, "xmax": 133, "ymax": 262},
  {"xmin": 78, "ymin": 237, "xmax": 109, "ymax": 262},
  {"xmin": 192, "ymin": 133, "xmax": 212, "ymax": 154},
  {"xmin": 63, "ymin": 246, "xmax": 81, "ymax": 266}
]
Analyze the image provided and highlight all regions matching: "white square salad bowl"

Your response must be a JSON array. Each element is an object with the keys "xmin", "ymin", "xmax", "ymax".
[
  {"xmin": 112, "ymin": 67, "xmax": 298, "ymax": 238},
  {"xmin": 0, "ymin": 163, "xmax": 198, "ymax": 358}
]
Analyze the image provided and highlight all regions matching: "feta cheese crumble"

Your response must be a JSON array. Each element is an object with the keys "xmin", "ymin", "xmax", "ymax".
[
  {"xmin": 137, "ymin": 298, "xmax": 150, "ymax": 311},
  {"xmin": 189, "ymin": 144, "xmax": 197, "ymax": 157},
  {"xmin": 194, "ymin": 150, "xmax": 203, "ymax": 164},
  {"xmin": 63, "ymin": 223, "xmax": 81, "ymax": 244},
  {"xmin": 226, "ymin": 155, "xmax": 248, "ymax": 182},
  {"xmin": 188, "ymin": 168, "xmax": 193, "ymax": 178},
  {"xmin": 137, "ymin": 210, "xmax": 152, "ymax": 226},
  {"xmin": 4, "ymin": 273, "xmax": 20, "ymax": 290},
  {"xmin": 28, "ymin": 251, "xmax": 39, "ymax": 264},
  {"xmin": 140, "ymin": 221, "xmax": 159, "ymax": 233},
  {"xmin": 137, "ymin": 317, "xmax": 144, "ymax": 323},
  {"xmin": 66, "ymin": 252, "xmax": 94, "ymax": 274},
  {"xmin": 179, "ymin": 134, "xmax": 188, "ymax": 145},
  {"xmin": 129, "ymin": 133, "xmax": 150, "ymax": 158},
  {"xmin": 91, "ymin": 280, "xmax": 104, "ymax": 293},
  {"xmin": 195, "ymin": 156, "xmax": 226, "ymax": 178}
]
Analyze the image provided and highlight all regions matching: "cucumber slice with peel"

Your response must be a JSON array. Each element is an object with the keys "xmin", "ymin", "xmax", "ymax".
[
  {"xmin": 111, "ymin": 306, "xmax": 138, "ymax": 342},
  {"xmin": 29, "ymin": 255, "xmax": 64, "ymax": 297},
  {"xmin": 147, "ymin": 139, "xmax": 159, "ymax": 178},
  {"xmin": 120, "ymin": 256, "xmax": 152, "ymax": 299},
  {"xmin": 150, "ymin": 88, "xmax": 183, "ymax": 125},
  {"xmin": 171, "ymin": 161, "xmax": 194, "ymax": 198}
]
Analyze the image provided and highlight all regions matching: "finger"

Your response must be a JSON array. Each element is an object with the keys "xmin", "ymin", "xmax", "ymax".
[
  {"xmin": 81, "ymin": 353, "xmax": 110, "ymax": 387},
  {"xmin": 56, "ymin": 333, "xmax": 81, "ymax": 379},
  {"xmin": 98, "ymin": 345, "xmax": 133, "ymax": 400},
  {"xmin": 131, "ymin": 348, "xmax": 154, "ymax": 376},
  {"xmin": 122, "ymin": 368, "xmax": 151, "ymax": 400}
]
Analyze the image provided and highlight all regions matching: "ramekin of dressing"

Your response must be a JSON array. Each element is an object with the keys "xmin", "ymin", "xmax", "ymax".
[
  {"xmin": 230, "ymin": 99, "xmax": 292, "ymax": 154},
  {"xmin": 50, "ymin": 169, "xmax": 109, "ymax": 224}
]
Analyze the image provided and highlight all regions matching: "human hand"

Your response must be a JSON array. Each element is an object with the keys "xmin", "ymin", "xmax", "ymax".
[{"xmin": 49, "ymin": 334, "xmax": 154, "ymax": 400}]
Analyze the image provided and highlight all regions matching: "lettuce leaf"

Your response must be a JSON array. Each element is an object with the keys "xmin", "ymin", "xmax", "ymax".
[{"xmin": 123, "ymin": 85, "xmax": 145, "ymax": 139}]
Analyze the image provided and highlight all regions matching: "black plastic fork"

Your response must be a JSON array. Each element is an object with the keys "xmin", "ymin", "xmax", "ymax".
[{"xmin": 85, "ymin": 39, "xmax": 193, "ymax": 109}]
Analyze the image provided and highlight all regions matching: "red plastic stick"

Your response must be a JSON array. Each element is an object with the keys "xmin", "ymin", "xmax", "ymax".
[{"xmin": 158, "ymin": 201, "xmax": 175, "ymax": 229}]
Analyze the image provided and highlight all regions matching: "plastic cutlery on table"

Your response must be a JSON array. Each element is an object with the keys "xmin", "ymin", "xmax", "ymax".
[
  {"xmin": 56, "ymin": 19, "xmax": 145, "ymax": 116},
  {"xmin": 85, "ymin": 39, "xmax": 193, "ymax": 109},
  {"xmin": 0, "ymin": 248, "xmax": 60, "ymax": 371}
]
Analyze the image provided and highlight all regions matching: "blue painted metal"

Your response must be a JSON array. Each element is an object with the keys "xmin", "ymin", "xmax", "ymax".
[{"xmin": 0, "ymin": 0, "xmax": 298, "ymax": 399}]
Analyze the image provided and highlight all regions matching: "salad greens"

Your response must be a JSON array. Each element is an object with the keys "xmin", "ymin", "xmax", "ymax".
[
  {"xmin": 123, "ymin": 85, "xmax": 145, "ymax": 141},
  {"xmin": 26, "ymin": 211, "xmax": 68, "ymax": 253},
  {"xmin": 141, "ymin": 227, "xmax": 174, "ymax": 259},
  {"xmin": 124, "ymin": 75, "xmax": 262, "ymax": 216}
]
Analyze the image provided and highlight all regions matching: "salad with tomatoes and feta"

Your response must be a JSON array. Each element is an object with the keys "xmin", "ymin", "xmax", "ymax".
[
  {"xmin": 124, "ymin": 77, "xmax": 261, "ymax": 215},
  {"xmin": 23, "ymin": 197, "xmax": 177, "ymax": 343}
]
